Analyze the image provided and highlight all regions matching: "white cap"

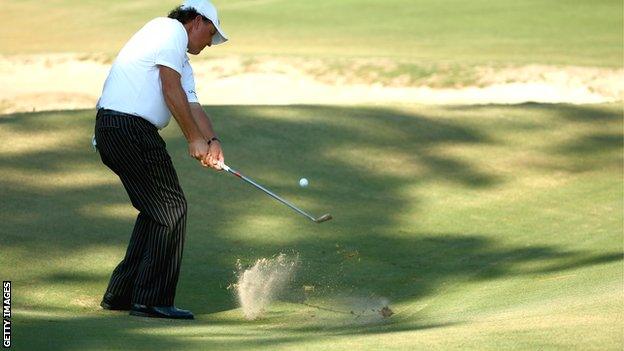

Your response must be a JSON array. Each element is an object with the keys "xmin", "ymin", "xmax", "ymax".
[{"xmin": 181, "ymin": 0, "xmax": 228, "ymax": 45}]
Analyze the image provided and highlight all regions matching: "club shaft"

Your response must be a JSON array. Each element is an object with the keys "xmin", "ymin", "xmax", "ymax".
[{"xmin": 223, "ymin": 164, "xmax": 317, "ymax": 221}]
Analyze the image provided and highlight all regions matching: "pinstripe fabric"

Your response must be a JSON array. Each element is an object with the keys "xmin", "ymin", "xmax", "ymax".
[{"xmin": 95, "ymin": 109, "xmax": 187, "ymax": 306}]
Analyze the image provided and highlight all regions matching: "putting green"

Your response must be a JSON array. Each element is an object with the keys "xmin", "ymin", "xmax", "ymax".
[{"xmin": 1, "ymin": 103, "xmax": 622, "ymax": 350}]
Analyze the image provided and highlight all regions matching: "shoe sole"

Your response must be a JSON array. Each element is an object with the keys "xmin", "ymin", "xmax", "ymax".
[
  {"xmin": 129, "ymin": 310, "xmax": 194, "ymax": 320},
  {"xmin": 100, "ymin": 301, "xmax": 131, "ymax": 311}
]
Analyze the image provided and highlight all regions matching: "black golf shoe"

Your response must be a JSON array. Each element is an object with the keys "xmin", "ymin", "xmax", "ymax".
[
  {"xmin": 129, "ymin": 304, "xmax": 194, "ymax": 320},
  {"xmin": 100, "ymin": 292, "xmax": 132, "ymax": 311}
]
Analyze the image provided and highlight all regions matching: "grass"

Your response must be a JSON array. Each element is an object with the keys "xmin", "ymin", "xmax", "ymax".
[
  {"xmin": 1, "ymin": 102, "xmax": 622, "ymax": 350},
  {"xmin": 1, "ymin": 0, "xmax": 622, "ymax": 67},
  {"xmin": 1, "ymin": 1, "xmax": 621, "ymax": 349}
]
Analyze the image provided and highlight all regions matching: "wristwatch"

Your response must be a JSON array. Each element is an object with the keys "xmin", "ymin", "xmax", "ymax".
[{"xmin": 207, "ymin": 136, "xmax": 220, "ymax": 145}]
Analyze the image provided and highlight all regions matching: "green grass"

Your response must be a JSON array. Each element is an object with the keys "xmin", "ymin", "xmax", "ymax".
[
  {"xmin": 2, "ymin": 0, "xmax": 622, "ymax": 66},
  {"xmin": 1, "ymin": 103, "xmax": 622, "ymax": 350}
]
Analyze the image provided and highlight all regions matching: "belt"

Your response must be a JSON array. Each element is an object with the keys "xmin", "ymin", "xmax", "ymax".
[{"xmin": 96, "ymin": 108, "xmax": 157, "ymax": 131}]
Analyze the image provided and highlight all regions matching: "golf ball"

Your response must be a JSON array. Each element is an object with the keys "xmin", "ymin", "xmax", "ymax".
[{"xmin": 299, "ymin": 178, "xmax": 309, "ymax": 187}]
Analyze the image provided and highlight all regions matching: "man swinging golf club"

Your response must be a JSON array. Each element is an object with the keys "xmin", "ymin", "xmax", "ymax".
[{"xmin": 94, "ymin": 0, "xmax": 227, "ymax": 319}]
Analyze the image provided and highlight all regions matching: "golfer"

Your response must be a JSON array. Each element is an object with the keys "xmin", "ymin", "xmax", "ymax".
[{"xmin": 94, "ymin": 0, "xmax": 227, "ymax": 319}]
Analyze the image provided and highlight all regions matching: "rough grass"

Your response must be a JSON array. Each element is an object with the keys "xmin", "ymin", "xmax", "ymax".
[
  {"xmin": 1, "ymin": 0, "xmax": 622, "ymax": 66},
  {"xmin": 1, "ymin": 103, "xmax": 622, "ymax": 350}
]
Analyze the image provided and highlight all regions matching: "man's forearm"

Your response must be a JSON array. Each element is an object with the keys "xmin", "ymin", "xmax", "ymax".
[
  {"xmin": 190, "ymin": 103, "xmax": 218, "ymax": 141},
  {"xmin": 159, "ymin": 65, "xmax": 203, "ymax": 143},
  {"xmin": 163, "ymin": 84, "xmax": 204, "ymax": 142}
]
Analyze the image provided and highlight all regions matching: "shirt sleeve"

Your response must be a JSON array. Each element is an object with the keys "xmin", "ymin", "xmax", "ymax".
[
  {"xmin": 154, "ymin": 21, "xmax": 188, "ymax": 75},
  {"xmin": 181, "ymin": 59, "xmax": 199, "ymax": 103}
]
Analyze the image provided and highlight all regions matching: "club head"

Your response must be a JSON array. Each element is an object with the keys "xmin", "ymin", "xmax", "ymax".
[{"xmin": 314, "ymin": 214, "xmax": 333, "ymax": 223}]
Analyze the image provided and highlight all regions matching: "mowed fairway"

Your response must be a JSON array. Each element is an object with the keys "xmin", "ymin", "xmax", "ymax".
[
  {"xmin": 2, "ymin": 0, "xmax": 622, "ymax": 66},
  {"xmin": 1, "ymin": 103, "xmax": 622, "ymax": 350}
]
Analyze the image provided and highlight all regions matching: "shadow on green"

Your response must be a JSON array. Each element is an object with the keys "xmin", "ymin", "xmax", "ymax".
[{"xmin": 1, "ymin": 103, "xmax": 621, "ymax": 350}]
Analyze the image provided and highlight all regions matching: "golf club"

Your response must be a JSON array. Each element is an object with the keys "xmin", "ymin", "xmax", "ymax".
[{"xmin": 219, "ymin": 162, "xmax": 333, "ymax": 224}]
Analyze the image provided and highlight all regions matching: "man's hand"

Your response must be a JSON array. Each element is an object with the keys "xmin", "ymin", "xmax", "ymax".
[
  {"xmin": 189, "ymin": 138, "xmax": 209, "ymax": 161},
  {"xmin": 187, "ymin": 95, "xmax": 223, "ymax": 171},
  {"xmin": 201, "ymin": 140, "xmax": 224, "ymax": 171}
]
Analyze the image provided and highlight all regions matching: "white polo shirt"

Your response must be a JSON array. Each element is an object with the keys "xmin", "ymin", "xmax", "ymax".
[{"xmin": 97, "ymin": 17, "xmax": 199, "ymax": 129}]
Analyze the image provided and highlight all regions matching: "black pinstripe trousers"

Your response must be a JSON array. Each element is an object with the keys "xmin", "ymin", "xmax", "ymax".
[{"xmin": 95, "ymin": 109, "xmax": 187, "ymax": 306}]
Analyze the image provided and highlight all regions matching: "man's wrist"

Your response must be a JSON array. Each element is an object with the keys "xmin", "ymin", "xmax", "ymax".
[{"xmin": 188, "ymin": 137, "xmax": 205, "ymax": 144}]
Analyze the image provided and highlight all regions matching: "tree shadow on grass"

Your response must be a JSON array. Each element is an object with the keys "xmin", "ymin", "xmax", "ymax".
[
  {"xmin": 14, "ymin": 311, "xmax": 459, "ymax": 351},
  {"xmin": 451, "ymin": 102, "xmax": 623, "ymax": 173},
  {"xmin": 1, "ymin": 104, "xmax": 622, "ymax": 350}
]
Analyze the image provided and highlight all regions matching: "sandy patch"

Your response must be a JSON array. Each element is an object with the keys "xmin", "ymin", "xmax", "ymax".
[{"xmin": 0, "ymin": 54, "xmax": 622, "ymax": 114}]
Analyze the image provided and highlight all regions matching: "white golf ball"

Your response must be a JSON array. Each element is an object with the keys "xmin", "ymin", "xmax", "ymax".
[{"xmin": 299, "ymin": 178, "xmax": 309, "ymax": 187}]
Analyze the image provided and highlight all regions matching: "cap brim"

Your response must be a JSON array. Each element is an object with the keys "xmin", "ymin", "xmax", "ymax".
[{"xmin": 212, "ymin": 24, "xmax": 228, "ymax": 45}]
